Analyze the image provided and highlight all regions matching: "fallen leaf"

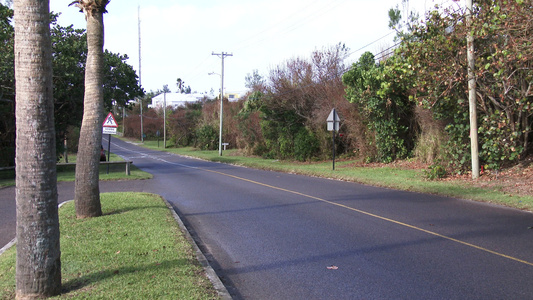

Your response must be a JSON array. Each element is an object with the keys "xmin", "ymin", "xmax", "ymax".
[{"xmin": 327, "ymin": 265, "xmax": 338, "ymax": 270}]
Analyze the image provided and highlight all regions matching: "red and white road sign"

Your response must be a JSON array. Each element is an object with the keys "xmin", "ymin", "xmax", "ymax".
[{"xmin": 103, "ymin": 112, "xmax": 118, "ymax": 128}]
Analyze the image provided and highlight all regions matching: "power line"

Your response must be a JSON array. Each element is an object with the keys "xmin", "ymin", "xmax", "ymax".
[{"xmin": 232, "ymin": 0, "xmax": 347, "ymax": 52}]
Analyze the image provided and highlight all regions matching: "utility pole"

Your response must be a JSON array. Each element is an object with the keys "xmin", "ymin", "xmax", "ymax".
[
  {"xmin": 212, "ymin": 51, "xmax": 232, "ymax": 156},
  {"xmin": 466, "ymin": 0, "xmax": 479, "ymax": 179},
  {"xmin": 138, "ymin": 5, "xmax": 144, "ymax": 143}
]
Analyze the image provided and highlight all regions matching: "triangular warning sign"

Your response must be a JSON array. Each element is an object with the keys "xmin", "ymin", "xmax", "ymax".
[{"xmin": 103, "ymin": 112, "xmax": 118, "ymax": 128}]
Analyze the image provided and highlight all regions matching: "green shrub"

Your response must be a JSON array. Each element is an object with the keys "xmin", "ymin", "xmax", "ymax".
[
  {"xmin": 294, "ymin": 127, "xmax": 320, "ymax": 162},
  {"xmin": 424, "ymin": 162, "xmax": 447, "ymax": 180},
  {"xmin": 194, "ymin": 124, "xmax": 218, "ymax": 150}
]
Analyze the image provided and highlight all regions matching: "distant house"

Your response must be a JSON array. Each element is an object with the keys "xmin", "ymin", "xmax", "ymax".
[
  {"xmin": 148, "ymin": 93, "xmax": 205, "ymax": 109},
  {"xmin": 225, "ymin": 92, "xmax": 241, "ymax": 101}
]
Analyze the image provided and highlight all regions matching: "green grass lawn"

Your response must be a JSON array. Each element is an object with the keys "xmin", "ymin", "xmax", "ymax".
[
  {"xmin": 0, "ymin": 193, "xmax": 219, "ymax": 299},
  {"xmin": 0, "ymin": 153, "xmax": 152, "ymax": 188}
]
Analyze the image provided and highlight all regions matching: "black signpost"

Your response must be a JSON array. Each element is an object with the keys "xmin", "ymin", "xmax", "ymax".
[
  {"xmin": 102, "ymin": 112, "xmax": 118, "ymax": 174},
  {"xmin": 327, "ymin": 108, "xmax": 340, "ymax": 170}
]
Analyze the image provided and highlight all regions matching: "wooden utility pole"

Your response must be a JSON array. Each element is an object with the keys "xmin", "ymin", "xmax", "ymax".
[{"xmin": 466, "ymin": 0, "xmax": 479, "ymax": 179}]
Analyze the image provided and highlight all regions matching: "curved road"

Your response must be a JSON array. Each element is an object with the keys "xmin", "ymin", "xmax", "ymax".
[{"xmin": 2, "ymin": 137, "xmax": 533, "ymax": 299}]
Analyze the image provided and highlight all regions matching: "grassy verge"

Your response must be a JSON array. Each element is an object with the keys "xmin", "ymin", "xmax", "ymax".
[
  {"xmin": 0, "ymin": 153, "xmax": 152, "ymax": 188},
  {"xmin": 133, "ymin": 140, "xmax": 533, "ymax": 212},
  {"xmin": 0, "ymin": 193, "xmax": 219, "ymax": 299}
]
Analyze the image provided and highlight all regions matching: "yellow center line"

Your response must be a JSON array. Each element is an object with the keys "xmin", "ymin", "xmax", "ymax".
[{"xmin": 203, "ymin": 168, "xmax": 533, "ymax": 267}]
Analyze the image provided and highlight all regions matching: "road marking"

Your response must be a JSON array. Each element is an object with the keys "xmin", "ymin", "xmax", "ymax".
[
  {"xmin": 202, "ymin": 168, "xmax": 533, "ymax": 267},
  {"xmin": 105, "ymin": 138, "xmax": 533, "ymax": 267}
]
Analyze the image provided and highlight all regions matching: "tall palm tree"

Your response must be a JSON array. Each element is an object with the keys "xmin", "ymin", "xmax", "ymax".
[
  {"xmin": 70, "ymin": 0, "xmax": 109, "ymax": 218},
  {"xmin": 13, "ymin": 0, "xmax": 61, "ymax": 297}
]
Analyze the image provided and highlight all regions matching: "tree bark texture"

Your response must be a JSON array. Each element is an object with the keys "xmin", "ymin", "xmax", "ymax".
[
  {"xmin": 14, "ymin": 0, "xmax": 61, "ymax": 298},
  {"xmin": 74, "ymin": 9, "xmax": 105, "ymax": 218}
]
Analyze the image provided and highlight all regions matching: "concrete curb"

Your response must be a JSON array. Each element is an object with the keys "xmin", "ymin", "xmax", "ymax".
[
  {"xmin": 161, "ymin": 196, "xmax": 233, "ymax": 300},
  {"xmin": 0, "ymin": 201, "xmax": 71, "ymax": 257},
  {"xmin": 0, "ymin": 238, "xmax": 15, "ymax": 256},
  {"xmin": 2, "ymin": 198, "xmax": 232, "ymax": 299}
]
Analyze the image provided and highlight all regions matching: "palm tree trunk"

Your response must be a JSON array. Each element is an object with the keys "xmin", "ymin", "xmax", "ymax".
[
  {"xmin": 14, "ymin": 0, "xmax": 61, "ymax": 297},
  {"xmin": 74, "ymin": 6, "xmax": 105, "ymax": 218}
]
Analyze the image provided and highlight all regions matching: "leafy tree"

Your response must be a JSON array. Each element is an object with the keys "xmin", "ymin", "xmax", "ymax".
[
  {"xmin": 402, "ymin": 0, "xmax": 532, "ymax": 170},
  {"xmin": 237, "ymin": 44, "xmax": 353, "ymax": 161},
  {"xmin": 168, "ymin": 102, "xmax": 202, "ymax": 146},
  {"xmin": 162, "ymin": 84, "xmax": 171, "ymax": 94},
  {"xmin": 237, "ymin": 90, "xmax": 266, "ymax": 155},
  {"xmin": 245, "ymin": 69, "xmax": 265, "ymax": 90},
  {"xmin": 52, "ymin": 18, "xmax": 142, "ymax": 156},
  {"xmin": 103, "ymin": 50, "xmax": 143, "ymax": 111},
  {"xmin": 0, "ymin": 5, "xmax": 141, "ymax": 167},
  {"xmin": 0, "ymin": 3, "xmax": 14, "ymax": 167},
  {"xmin": 473, "ymin": 0, "xmax": 533, "ymax": 166},
  {"xmin": 0, "ymin": 4, "xmax": 15, "ymax": 166},
  {"xmin": 176, "ymin": 77, "xmax": 191, "ymax": 94},
  {"xmin": 343, "ymin": 52, "xmax": 415, "ymax": 163},
  {"xmin": 14, "ymin": 0, "xmax": 61, "ymax": 296},
  {"xmin": 176, "ymin": 78, "xmax": 183, "ymax": 92},
  {"xmin": 71, "ymin": 0, "xmax": 110, "ymax": 219},
  {"xmin": 51, "ymin": 20, "xmax": 86, "ymax": 154},
  {"xmin": 195, "ymin": 124, "xmax": 218, "ymax": 150},
  {"xmin": 388, "ymin": 0, "xmax": 420, "ymax": 42}
]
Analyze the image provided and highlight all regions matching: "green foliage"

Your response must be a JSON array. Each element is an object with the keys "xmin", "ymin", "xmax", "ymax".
[
  {"xmin": 51, "ymin": 21, "xmax": 87, "ymax": 155},
  {"xmin": 0, "ymin": 11, "xmax": 144, "ymax": 165},
  {"xmin": 168, "ymin": 102, "xmax": 203, "ymax": 147},
  {"xmin": 103, "ymin": 50, "xmax": 144, "ymax": 110},
  {"xmin": 260, "ymin": 107, "xmax": 304, "ymax": 160},
  {"xmin": 478, "ymin": 111, "xmax": 523, "ymax": 170},
  {"xmin": 0, "ymin": 3, "xmax": 14, "ymax": 167},
  {"xmin": 424, "ymin": 161, "xmax": 447, "ymax": 180},
  {"xmin": 401, "ymin": 0, "xmax": 532, "ymax": 171},
  {"xmin": 342, "ymin": 52, "xmax": 415, "ymax": 163},
  {"xmin": 194, "ymin": 124, "xmax": 218, "ymax": 150},
  {"xmin": 294, "ymin": 127, "xmax": 320, "ymax": 162},
  {"xmin": 237, "ymin": 91, "xmax": 266, "ymax": 156}
]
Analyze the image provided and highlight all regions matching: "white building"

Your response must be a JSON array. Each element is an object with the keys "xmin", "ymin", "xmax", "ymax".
[{"xmin": 148, "ymin": 93, "xmax": 206, "ymax": 109}]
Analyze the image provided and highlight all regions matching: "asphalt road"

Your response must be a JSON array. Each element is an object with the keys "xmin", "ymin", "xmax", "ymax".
[{"xmin": 3, "ymin": 137, "xmax": 533, "ymax": 299}]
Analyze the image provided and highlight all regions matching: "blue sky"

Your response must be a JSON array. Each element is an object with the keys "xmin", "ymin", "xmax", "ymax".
[{"xmin": 48, "ymin": 0, "xmax": 457, "ymax": 96}]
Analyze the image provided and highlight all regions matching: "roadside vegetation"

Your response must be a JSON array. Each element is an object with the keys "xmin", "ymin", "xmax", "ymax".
[
  {"xmin": 0, "ymin": 192, "xmax": 219, "ymax": 299},
  {"xmin": 116, "ymin": 0, "xmax": 532, "ymax": 184},
  {"xmin": 2, "ymin": 0, "xmax": 531, "ymax": 185},
  {"xmin": 1, "ymin": 1, "xmax": 531, "ymax": 296}
]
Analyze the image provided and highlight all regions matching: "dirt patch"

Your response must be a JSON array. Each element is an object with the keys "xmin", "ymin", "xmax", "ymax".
[{"xmin": 448, "ymin": 164, "xmax": 533, "ymax": 197}]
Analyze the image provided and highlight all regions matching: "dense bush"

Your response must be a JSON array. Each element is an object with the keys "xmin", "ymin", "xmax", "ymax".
[{"xmin": 194, "ymin": 124, "xmax": 218, "ymax": 150}]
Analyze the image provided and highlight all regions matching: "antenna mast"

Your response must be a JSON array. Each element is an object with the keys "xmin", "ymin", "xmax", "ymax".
[{"xmin": 138, "ymin": 5, "xmax": 144, "ymax": 142}]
